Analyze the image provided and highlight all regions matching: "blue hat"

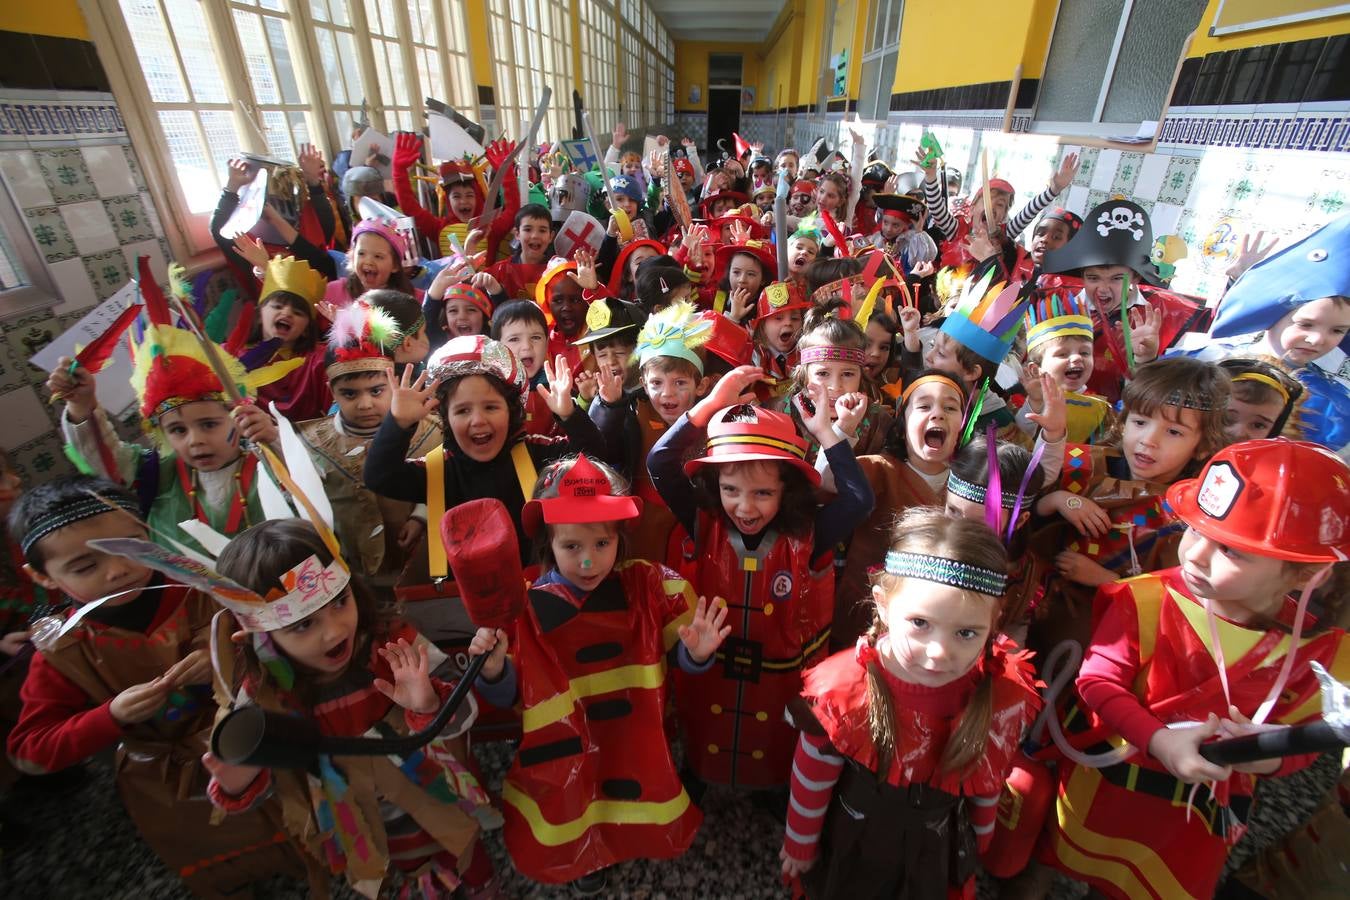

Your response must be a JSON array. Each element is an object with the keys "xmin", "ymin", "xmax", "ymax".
[
  {"xmin": 610, "ymin": 175, "xmax": 644, "ymax": 204},
  {"xmin": 1211, "ymin": 214, "xmax": 1350, "ymax": 350}
]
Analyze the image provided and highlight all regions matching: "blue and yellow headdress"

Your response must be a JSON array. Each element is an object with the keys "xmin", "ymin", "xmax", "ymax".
[
  {"xmin": 1024, "ymin": 291, "xmax": 1093, "ymax": 354},
  {"xmin": 636, "ymin": 300, "xmax": 713, "ymax": 372}
]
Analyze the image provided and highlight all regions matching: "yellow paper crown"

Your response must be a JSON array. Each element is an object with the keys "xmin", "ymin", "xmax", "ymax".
[{"xmin": 260, "ymin": 255, "xmax": 328, "ymax": 310}]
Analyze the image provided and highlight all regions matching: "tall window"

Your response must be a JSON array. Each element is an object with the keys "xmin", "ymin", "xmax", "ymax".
[
  {"xmin": 229, "ymin": 0, "xmax": 312, "ymax": 157},
  {"xmin": 308, "ymin": 0, "xmax": 366, "ymax": 140},
  {"xmin": 858, "ymin": 0, "xmax": 903, "ymax": 122},
  {"xmin": 486, "ymin": 0, "xmax": 574, "ymax": 142},
  {"xmin": 1035, "ymin": 0, "xmax": 1207, "ymax": 128},
  {"xmin": 580, "ymin": 0, "xmax": 620, "ymax": 134}
]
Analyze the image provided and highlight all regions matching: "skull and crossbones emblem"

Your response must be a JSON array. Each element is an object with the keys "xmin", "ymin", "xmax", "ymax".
[{"xmin": 1097, "ymin": 206, "xmax": 1145, "ymax": 241}]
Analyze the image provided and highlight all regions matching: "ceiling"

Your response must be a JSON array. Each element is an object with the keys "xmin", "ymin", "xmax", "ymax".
[{"xmin": 646, "ymin": 0, "xmax": 788, "ymax": 44}]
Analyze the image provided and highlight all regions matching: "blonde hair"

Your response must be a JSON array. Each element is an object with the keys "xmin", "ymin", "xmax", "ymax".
[{"xmin": 866, "ymin": 508, "xmax": 1009, "ymax": 775}]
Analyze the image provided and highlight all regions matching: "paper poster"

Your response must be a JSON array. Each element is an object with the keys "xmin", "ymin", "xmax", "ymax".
[
  {"xmin": 218, "ymin": 167, "xmax": 268, "ymax": 240},
  {"xmin": 31, "ymin": 281, "xmax": 140, "ymax": 415},
  {"xmin": 643, "ymin": 133, "xmax": 663, "ymax": 165},
  {"xmin": 429, "ymin": 112, "xmax": 484, "ymax": 161},
  {"xmin": 351, "ymin": 128, "xmax": 395, "ymax": 178}
]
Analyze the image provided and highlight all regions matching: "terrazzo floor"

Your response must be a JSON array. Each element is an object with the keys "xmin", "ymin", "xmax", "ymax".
[{"xmin": 0, "ymin": 736, "xmax": 1340, "ymax": 898}]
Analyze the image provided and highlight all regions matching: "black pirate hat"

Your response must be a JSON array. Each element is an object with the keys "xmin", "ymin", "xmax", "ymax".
[
  {"xmin": 872, "ymin": 193, "xmax": 926, "ymax": 224},
  {"xmin": 573, "ymin": 296, "xmax": 647, "ymax": 346},
  {"xmin": 1041, "ymin": 199, "xmax": 1162, "ymax": 285}
]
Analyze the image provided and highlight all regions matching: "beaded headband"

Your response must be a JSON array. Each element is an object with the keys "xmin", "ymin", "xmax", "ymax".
[
  {"xmin": 800, "ymin": 345, "xmax": 866, "ymax": 366},
  {"xmin": 1231, "ymin": 371, "xmax": 1291, "ymax": 404},
  {"xmin": 1163, "ymin": 389, "xmax": 1216, "ymax": 411},
  {"xmin": 21, "ymin": 493, "xmax": 143, "ymax": 556},
  {"xmin": 900, "ymin": 373, "xmax": 964, "ymax": 406},
  {"xmin": 884, "ymin": 550, "xmax": 1007, "ymax": 596},
  {"xmin": 946, "ymin": 471, "xmax": 1019, "ymax": 510}
]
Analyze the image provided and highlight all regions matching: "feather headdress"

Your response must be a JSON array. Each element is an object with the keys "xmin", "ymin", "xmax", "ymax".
[
  {"xmin": 636, "ymin": 300, "xmax": 713, "ymax": 373},
  {"xmin": 324, "ymin": 302, "xmax": 403, "ymax": 378},
  {"xmin": 938, "ymin": 267, "xmax": 1030, "ymax": 366}
]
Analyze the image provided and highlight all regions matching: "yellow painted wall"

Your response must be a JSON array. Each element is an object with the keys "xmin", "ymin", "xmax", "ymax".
[
  {"xmin": 674, "ymin": 41, "xmax": 762, "ymax": 111},
  {"xmin": 0, "ymin": 0, "xmax": 88, "ymax": 40},
  {"xmin": 892, "ymin": 0, "xmax": 1056, "ymax": 93},
  {"xmin": 1189, "ymin": 0, "xmax": 1350, "ymax": 55},
  {"xmin": 465, "ymin": 0, "xmax": 494, "ymax": 91}
]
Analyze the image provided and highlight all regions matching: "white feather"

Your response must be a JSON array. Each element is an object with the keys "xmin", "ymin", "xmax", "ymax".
[
  {"xmin": 255, "ymin": 452, "xmax": 295, "ymax": 521},
  {"xmin": 271, "ymin": 402, "xmax": 335, "ymax": 530},
  {"xmin": 177, "ymin": 519, "xmax": 231, "ymax": 558},
  {"xmin": 346, "ymin": 445, "xmax": 365, "ymax": 456}
]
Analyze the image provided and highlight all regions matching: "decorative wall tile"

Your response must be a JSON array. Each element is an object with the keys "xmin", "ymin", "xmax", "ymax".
[
  {"xmin": 34, "ymin": 147, "xmax": 97, "ymax": 203},
  {"xmin": 81, "ymin": 144, "xmax": 136, "ymax": 197},
  {"xmin": 122, "ymin": 145, "xmax": 146, "ymax": 190},
  {"xmin": 1072, "ymin": 148, "xmax": 1100, "ymax": 187},
  {"xmin": 0, "ymin": 383, "xmax": 59, "ymax": 446},
  {"xmin": 0, "ymin": 149, "xmax": 53, "ymax": 207},
  {"xmin": 1089, "ymin": 150, "xmax": 1120, "ymax": 191},
  {"xmin": 4, "ymin": 432, "xmax": 71, "ymax": 483},
  {"xmin": 1086, "ymin": 189, "xmax": 1110, "ymax": 210},
  {"xmin": 0, "ymin": 98, "xmax": 126, "ymax": 145},
  {"xmin": 81, "ymin": 249, "xmax": 131, "ymax": 301},
  {"xmin": 1110, "ymin": 152, "xmax": 1145, "ymax": 196},
  {"xmin": 119, "ymin": 238, "xmax": 166, "ymax": 282},
  {"xmin": 61, "ymin": 198, "xmax": 119, "ymax": 256},
  {"xmin": 23, "ymin": 204, "xmax": 77, "ymax": 263},
  {"xmin": 1, "ymin": 313, "xmax": 60, "ymax": 384},
  {"xmin": 1132, "ymin": 152, "xmax": 1171, "ymax": 203},
  {"xmin": 103, "ymin": 194, "xmax": 156, "ymax": 244},
  {"xmin": 1157, "ymin": 156, "xmax": 1199, "ymax": 205},
  {"xmin": 0, "ymin": 340, "xmax": 30, "ymax": 394},
  {"xmin": 47, "ymin": 256, "xmax": 98, "ymax": 315},
  {"xmin": 1150, "ymin": 202, "xmax": 1185, "ymax": 237}
]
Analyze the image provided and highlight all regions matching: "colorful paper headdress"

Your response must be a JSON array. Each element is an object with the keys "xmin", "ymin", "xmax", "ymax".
[
  {"xmin": 1210, "ymin": 214, "xmax": 1350, "ymax": 349},
  {"xmin": 636, "ymin": 300, "xmax": 712, "ymax": 372},
  {"xmin": 938, "ymin": 268, "xmax": 1031, "ymax": 365},
  {"xmin": 791, "ymin": 212, "xmax": 825, "ymax": 245},
  {"xmin": 1025, "ymin": 291, "xmax": 1093, "ymax": 352},
  {"xmin": 438, "ymin": 158, "xmax": 478, "ymax": 187},
  {"xmin": 324, "ymin": 302, "xmax": 403, "ymax": 378},
  {"xmin": 521, "ymin": 454, "xmax": 643, "ymax": 537},
  {"xmin": 426, "ymin": 334, "xmax": 527, "ymax": 396},
  {"xmin": 260, "ymin": 255, "xmax": 328, "ymax": 311},
  {"xmin": 444, "ymin": 283, "xmax": 493, "ymax": 319}
]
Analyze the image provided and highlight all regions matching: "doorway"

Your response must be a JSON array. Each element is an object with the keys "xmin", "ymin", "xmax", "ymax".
[{"xmin": 706, "ymin": 88, "xmax": 741, "ymax": 162}]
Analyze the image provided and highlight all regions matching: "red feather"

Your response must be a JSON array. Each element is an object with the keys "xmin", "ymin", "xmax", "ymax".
[
  {"xmin": 76, "ymin": 302, "xmax": 141, "ymax": 373},
  {"xmin": 820, "ymin": 208, "xmax": 852, "ymax": 258},
  {"xmin": 137, "ymin": 255, "xmax": 171, "ymax": 326}
]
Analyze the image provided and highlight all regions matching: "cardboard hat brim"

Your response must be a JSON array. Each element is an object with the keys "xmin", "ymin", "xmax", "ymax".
[
  {"xmin": 1041, "ymin": 200, "xmax": 1163, "ymax": 286},
  {"xmin": 572, "ymin": 322, "xmax": 640, "ymax": 346},
  {"xmin": 684, "ymin": 449, "xmax": 822, "ymax": 487},
  {"xmin": 607, "ymin": 239, "xmax": 668, "ymax": 294},
  {"xmin": 521, "ymin": 493, "xmax": 643, "ymax": 537}
]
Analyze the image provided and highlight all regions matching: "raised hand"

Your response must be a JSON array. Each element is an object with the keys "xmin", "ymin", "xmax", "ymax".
[
  {"xmin": 834, "ymin": 391, "xmax": 868, "ymax": 438},
  {"xmin": 469, "ymin": 627, "xmax": 510, "ymax": 681},
  {"xmin": 690, "ymin": 364, "xmax": 765, "ymax": 427},
  {"xmin": 232, "ymin": 401, "xmax": 277, "ymax": 447},
  {"xmin": 1050, "ymin": 152, "xmax": 1080, "ymax": 194},
  {"xmin": 728, "ymin": 219, "xmax": 753, "ymax": 245},
  {"xmin": 678, "ymin": 595, "xmax": 731, "ymax": 664},
  {"xmin": 911, "ymin": 147, "xmax": 937, "ymax": 182},
  {"xmin": 1024, "ymin": 371, "xmax": 1066, "ymax": 442},
  {"xmin": 298, "ymin": 142, "xmax": 326, "ymax": 185},
  {"xmin": 537, "ymin": 355, "xmax": 576, "ymax": 419},
  {"xmin": 1131, "ymin": 302, "xmax": 1164, "ymax": 362},
  {"xmin": 233, "ymin": 233, "xmax": 269, "ymax": 273},
  {"xmin": 224, "ymin": 158, "xmax": 253, "ymax": 193},
  {"xmin": 802, "ymin": 382, "xmax": 839, "ymax": 448},
  {"xmin": 47, "ymin": 356, "xmax": 98, "ymax": 421},
  {"xmin": 470, "ymin": 271, "xmax": 502, "ymax": 295},
  {"xmin": 728, "ymin": 288, "xmax": 755, "ymax": 322},
  {"xmin": 388, "ymin": 366, "xmax": 438, "ymax": 428},
  {"xmin": 483, "ymin": 138, "xmax": 517, "ymax": 172},
  {"xmin": 1225, "ymin": 231, "xmax": 1278, "ymax": 281},
  {"xmin": 393, "ymin": 132, "xmax": 424, "ymax": 171},
  {"xmin": 596, "ymin": 365, "xmax": 626, "ymax": 405},
  {"xmin": 612, "ymin": 122, "xmax": 628, "ymax": 148},
  {"xmin": 373, "ymin": 638, "xmax": 438, "ymax": 714},
  {"xmin": 567, "ymin": 248, "xmax": 599, "ymax": 290},
  {"xmin": 574, "ymin": 369, "xmax": 599, "ymax": 403}
]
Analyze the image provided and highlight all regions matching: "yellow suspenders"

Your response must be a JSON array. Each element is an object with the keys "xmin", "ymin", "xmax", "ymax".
[{"xmin": 424, "ymin": 442, "xmax": 539, "ymax": 578}]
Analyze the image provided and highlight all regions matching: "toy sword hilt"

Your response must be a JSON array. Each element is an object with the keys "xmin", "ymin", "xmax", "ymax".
[{"xmin": 1199, "ymin": 662, "xmax": 1350, "ymax": 765}]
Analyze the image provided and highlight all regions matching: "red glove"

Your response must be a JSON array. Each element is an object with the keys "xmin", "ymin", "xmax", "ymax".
[
  {"xmin": 393, "ymin": 132, "xmax": 423, "ymax": 172},
  {"xmin": 483, "ymin": 138, "xmax": 518, "ymax": 172}
]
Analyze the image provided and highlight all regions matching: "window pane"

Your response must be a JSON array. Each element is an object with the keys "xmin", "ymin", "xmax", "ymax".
[
  {"xmin": 0, "ymin": 229, "xmax": 30, "ymax": 291},
  {"xmin": 262, "ymin": 110, "xmax": 295, "ymax": 159},
  {"xmin": 310, "ymin": 0, "xmax": 331, "ymax": 24},
  {"xmin": 1035, "ymin": 0, "xmax": 1124, "ymax": 122},
  {"xmin": 264, "ymin": 16, "xmax": 302, "ymax": 105},
  {"xmin": 159, "ymin": 109, "xmax": 220, "ymax": 212},
  {"xmin": 120, "ymin": 0, "xmax": 188, "ymax": 102},
  {"xmin": 1100, "ymin": 0, "xmax": 1206, "ymax": 123},
  {"xmin": 336, "ymin": 32, "xmax": 364, "ymax": 102},
  {"xmin": 233, "ymin": 10, "xmax": 279, "ymax": 103}
]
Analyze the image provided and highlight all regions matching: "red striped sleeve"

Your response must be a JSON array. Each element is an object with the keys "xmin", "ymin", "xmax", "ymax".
[
  {"xmin": 782, "ymin": 730, "xmax": 844, "ymax": 863},
  {"xmin": 968, "ymin": 792, "xmax": 1000, "ymax": 851}
]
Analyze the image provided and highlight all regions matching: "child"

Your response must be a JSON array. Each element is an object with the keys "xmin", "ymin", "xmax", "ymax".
[
  {"xmin": 867, "ymin": 193, "xmax": 938, "ymax": 272},
  {"xmin": 635, "ymin": 259, "xmax": 694, "ymax": 314},
  {"xmin": 603, "ymin": 237, "xmax": 667, "ymax": 304},
  {"xmin": 570, "ymin": 294, "xmax": 646, "ymax": 407},
  {"xmin": 779, "ymin": 508, "xmax": 1040, "ymax": 898},
  {"xmin": 834, "ymin": 370, "xmax": 967, "ymax": 648},
  {"xmin": 7, "ymin": 476, "xmax": 306, "ymax": 897},
  {"xmin": 363, "ymin": 335, "xmax": 606, "ymax": 582},
  {"xmin": 1041, "ymin": 439, "xmax": 1350, "ymax": 900},
  {"xmin": 50, "ymin": 277, "xmax": 288, "ymax": 557},
  {"xmin": 1218, "ymin": 358, "xmax": 1303, "ymax": 443},
  {"xmin": 323, "ymin": 218, "xmax": 419, "ymax": 307},
  {"xmin": 425, "ymin": 279, "xmax": 493, "ymax": 352},
  {"xmin": 199, "ymin": 519, "xmax": 497, "ymax": 897},
  {"xmin": 243, "ymin": 254, "xmax": 334, "ymax": 421},
  {"xmin": 535, "ymin": 256, "xmax": 591, "ymax": 369},
  {"xmin": 784, "ymin": 307, "xmax": 895, "ymax": 457},
  {"xmin": 1030, "ymin": 356, "xmax": 1230, "ymax": 647},
  {"xmin": 787, "ymin": 179, "xmax": 817, "ymax": 219},
  {"xmin": 704, "ymin": 239, "xmax": 776, "ymax": 319},
  {"xmin": 299, "ymin": 302, "xmax": 440, "ymax": 579},
  {"xmin": 1018, "ymin": 291, "xmax": 1113, "ymax": 444},
  {"xmin": 362, "ymin": 288, "xmax": 431, "ymax": 368},
  {"xmin": 468, "ymin": 455, "xmax": 729, "ymax": 893},
  {"xmin": 591, "ymin": 301, "xmax": 712, "ymax": 564},
  {"xmin": 649, "ymin": 366, "xmax": 875, "ymax": 788},
  {"xmin": 750, "ymin": 281, "xmax": 813, "ymax": 382},
  {"xmin": 491, "ymin": 299, "xmax": 561, "ymax": 437},
  {"xmin": 0, "ymin": 449, "xmax": 45, "ymax": 660},
  {"xmin": 477, "ymin": 203, "xmax": 555, "ymax": 304},
  {"xmin": 1184, "ymin": 214, "xmax": 1350, "ymax": 458},
  {"xmin": 1027, "ymin": 208, "xmax": 1082, "ymax": 273}
]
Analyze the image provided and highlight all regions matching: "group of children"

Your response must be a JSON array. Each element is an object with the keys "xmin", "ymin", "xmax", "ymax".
[{"xmin": 3, "ymin": 119, "xmax": 1350, "ymax": 900}]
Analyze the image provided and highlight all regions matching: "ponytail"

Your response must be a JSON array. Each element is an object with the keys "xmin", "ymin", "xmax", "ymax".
[
  {"xmin": 863, "ymin": 616, "xmax": 900, "ymax": 779},
  {"xmin": 939, "ymin": 645, "xmax": 996, "ymax": 773}
]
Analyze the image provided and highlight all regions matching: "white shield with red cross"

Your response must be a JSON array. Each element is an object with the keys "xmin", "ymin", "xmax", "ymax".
[{"xmin": 554, "ymin": 211, "xmax": 605, "ymax": 260}]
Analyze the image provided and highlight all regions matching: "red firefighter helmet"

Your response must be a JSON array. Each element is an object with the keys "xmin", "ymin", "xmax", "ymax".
[
  {"xmin": 1166, "ymin": 439, "xmax": 1350, "ymax": 563},
  {"xmin": 684, "ymin": 404, "xmax": 820, "ymax": 486}
]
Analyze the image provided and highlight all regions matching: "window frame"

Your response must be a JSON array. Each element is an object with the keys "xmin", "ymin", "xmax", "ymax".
[
  {"xmin": 0, "ymin": 181, "xmax": 60, "ymax": 321},
  {"xmin": 857, "ymin": 0, "xmax": 903, "ymax": 123}
]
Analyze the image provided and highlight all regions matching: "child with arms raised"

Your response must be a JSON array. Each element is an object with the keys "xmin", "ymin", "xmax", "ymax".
[
  {"xmin": 7, "ymin": 477, "xmax": 305, "ymax": 897},
  {"xmin": 468, "ymin": 455, "xmax": 729, "ymax": 894},
  {"xmin": 648, "ymin": 367, "xmax": 874, "ymax": 790},
  {"xmin": 1040, "ymin": 440, "xmax": 1350, "ymax": 900},
  {"xmin": 779, "ymin": 508, "xmax": 1040, "ymax": 897},
  {"xmin": 199, "ymin": 519, "xmax": 498, "ymax": 898}
]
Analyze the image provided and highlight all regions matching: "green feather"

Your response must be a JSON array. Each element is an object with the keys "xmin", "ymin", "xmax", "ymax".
[
  {"xmin": 203, "ymin": 289, "xmax": 238, "ymax": 344},
  {"xmin": 63, "ymin": 442, "xmax": 95, "ymax": 476}
]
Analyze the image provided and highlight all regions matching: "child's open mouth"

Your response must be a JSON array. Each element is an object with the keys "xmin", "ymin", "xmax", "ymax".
[
  {"xmin": 793, "ymin": 254, "xmax": 807, "ymax": 268},
  {"xmin": 1132, "ymin": 451, "xmax": 1156, "ymax": 471},
  {"xmin": 923, "ymin": 426, "xmax": 948, "ymax": 450},
  {"xmin": 658, "ymin": 400, "xmax": 681, "ymax": 417},
  {"xmin": 272, "ymin": 318, "xmax": 294, "ymax": 336},
  {"xmin": 468, "ymin": 429, "xmax": 496, "ymax": 447},
  {"xmin": 359, "ymin": 266, "xmax": 382, "ymax": 283},
  {"xmin": 1063, "ymin": 365, "xmax": 1085, "ymax": 384},
  {"xmin": 776, "ymin": 329, "xmax": 797, "ymax": 347},
  {"xmin": 517, "ymin": 354, "xmax": 536, "ymax": 371},
  {"xmin": 735, "ymin": 515, "xmax": 762, "ymax": 533},
  {"xmin": 324, "ymin": 639, "xmax": 350, "ymax": 663}
]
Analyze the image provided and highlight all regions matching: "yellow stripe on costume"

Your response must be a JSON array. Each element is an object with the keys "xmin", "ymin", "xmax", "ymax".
[
  {"xmin": 521, "ymin": 663, "xmax": 667, "ymax": 733},
  {"xmin": 1055, "ymin": 764, "xmax": 1198, "ymax": 899},
  {"xmin": 426, "ymin": 446, "xmax": 448, "ymax": 578},
  {"xmin": 1284, "ymin": 636, "xmax": 1350, "ymax": 723},
  {"xmin": 502, "ymin": 781, "xmax": 690, "ymax": 847},
  {"xmin": 659, "ymin": 576, "xmax": 697, "ymax": 652}
]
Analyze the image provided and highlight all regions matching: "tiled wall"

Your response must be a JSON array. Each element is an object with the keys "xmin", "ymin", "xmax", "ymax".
[
  {"xmin": 684, "ymin": 104, "xmax": 1350, "ymax": 300},
  {"xmin": 0, "ymin": 89, "xmax": 168, "ymax": 487}
]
